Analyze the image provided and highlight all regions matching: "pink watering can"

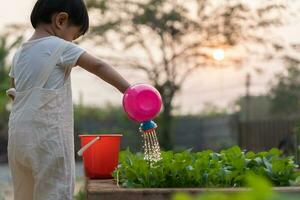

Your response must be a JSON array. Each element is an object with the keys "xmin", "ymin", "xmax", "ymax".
[{"xmin": 123, "ymin": 84, "xmax": 162, "ymax": 130}]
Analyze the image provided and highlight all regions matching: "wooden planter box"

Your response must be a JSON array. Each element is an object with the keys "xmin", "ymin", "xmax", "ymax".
[{"xmin": 86, "ymin": 179, "xmax": 300, "ymax": 200}]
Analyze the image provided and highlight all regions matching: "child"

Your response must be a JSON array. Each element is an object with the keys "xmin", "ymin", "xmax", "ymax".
[{"xmin": 6, "ymin": 0, "xmax": 130, "ymax": 199}]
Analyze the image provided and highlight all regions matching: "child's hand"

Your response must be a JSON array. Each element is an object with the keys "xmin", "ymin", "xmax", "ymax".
[{"xmin": 6, "ymin": 88, "xmax": 16, "ymax": 101}]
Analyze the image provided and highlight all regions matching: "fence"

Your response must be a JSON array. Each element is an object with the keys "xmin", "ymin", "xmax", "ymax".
[
  {"xmin": 172, "ymin": 114, "xmax": 238, "ymax": 151},
  {"xmin": 238, "ymin": 119, "xmax": 298, "ymax": 152},
  {"xmin": 0, "ymin": 113, "xmax": 299, "ymax": 163}
]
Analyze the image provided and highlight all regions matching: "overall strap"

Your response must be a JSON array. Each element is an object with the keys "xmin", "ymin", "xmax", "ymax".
[{"xmin": 35, "ymin": 40, "xmax": 68, "ymax": 88}]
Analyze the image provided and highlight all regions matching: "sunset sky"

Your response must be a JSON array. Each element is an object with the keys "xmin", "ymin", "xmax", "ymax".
[{"xmin": 1, "ymin": 0, "xmax": 300, "ymax": 114}]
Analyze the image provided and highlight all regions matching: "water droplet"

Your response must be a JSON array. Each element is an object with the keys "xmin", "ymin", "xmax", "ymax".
[{"xmin": 141, "ymin": 129, "xmax": 161, "ymax": 163}]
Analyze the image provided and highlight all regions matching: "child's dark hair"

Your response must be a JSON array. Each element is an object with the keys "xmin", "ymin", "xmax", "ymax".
[{"xmin": 31, "ymin": 0, "xmax": 89, "ymax": 35}]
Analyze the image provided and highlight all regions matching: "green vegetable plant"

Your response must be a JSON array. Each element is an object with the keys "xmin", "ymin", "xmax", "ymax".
[
  {"xmin": 73, "ymin": 188, "xmax": 86, "ymax": 200},
  {"xmin": 172, "ymin": 174, "xmax": 300, "ymax": 200},
  {"xmin": 113, "ymin": 146, "xmax": 300, "ymax": 188}
]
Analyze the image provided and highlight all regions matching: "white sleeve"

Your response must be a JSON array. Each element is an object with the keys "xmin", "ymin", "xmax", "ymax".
[
  {"xmin": 58, "ymin": 41, "xmax": 85, "ymax": 69},
  {"xmin": 9, "ymin": 50, "xmax": 21, "ymax": 78}
]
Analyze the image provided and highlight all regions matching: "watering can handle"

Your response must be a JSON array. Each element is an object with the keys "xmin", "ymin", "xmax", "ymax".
[{"xmin": 77, "ymin": 136, "xmax": 100, "ymax": 156}]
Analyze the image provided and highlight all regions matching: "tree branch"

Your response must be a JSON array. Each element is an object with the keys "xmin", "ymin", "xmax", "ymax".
[
  {"xmin": 178, "ymin": 62, "xmax": 206, "ymax": 85},
  {"xmin": 168, "ymin": 41, "xmax": 203, "ymax": 63},
  {"xmin": 159, "ymin": 33, "xmax": 171, "ymax": 79},
  {"xmin": 132, "ymin": 25, "xmax": 158, "ymax": 68}
]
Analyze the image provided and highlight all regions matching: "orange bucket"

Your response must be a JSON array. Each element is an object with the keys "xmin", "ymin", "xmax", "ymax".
[{"xmin": 79, "ymin": 134, "xmax": 122, "ymax": 179}]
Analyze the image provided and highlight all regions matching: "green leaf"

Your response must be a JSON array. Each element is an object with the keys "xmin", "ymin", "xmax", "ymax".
[{"xmin": 113, "ymin": 147, "xmax": 299, "ymax": 188}]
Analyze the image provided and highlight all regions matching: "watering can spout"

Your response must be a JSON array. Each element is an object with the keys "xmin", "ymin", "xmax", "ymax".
[{"xmin": 140, "ymin": 120, "xmax": 158, "ymax": 133}]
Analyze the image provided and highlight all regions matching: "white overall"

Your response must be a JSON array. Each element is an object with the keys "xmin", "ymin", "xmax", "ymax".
[{"xmin": 8, "ymin": 42, "xmax": 75, "ymax": 200}]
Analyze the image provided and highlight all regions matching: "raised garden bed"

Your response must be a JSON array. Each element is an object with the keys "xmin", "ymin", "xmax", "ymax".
[
  {"xmin": 85, "ymin": 146, "xmax": 300, "ymax": 200},
  {"xmin": 86, "ymin": 179, "xmax": 300, "ymax": 200}
]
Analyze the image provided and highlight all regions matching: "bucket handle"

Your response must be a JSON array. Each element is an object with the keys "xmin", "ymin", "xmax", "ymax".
[{"xmin": 77, "ymin": 136, "xmax": 100, "ymax": 156}]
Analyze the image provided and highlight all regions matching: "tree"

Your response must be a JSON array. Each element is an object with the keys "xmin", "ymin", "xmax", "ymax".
[
  {"xmin": 236, "ymin": 95, "xmax": 272, "ymax": 121},
  {"xmin": 199, "ymin": 102, "xmax": 229, "ymax": 117},
  {"xmin": 269, "ymin": 64, "xmax": 300, "ymax": 116},
  {"xmin": 0, "ymin": 27, "xmax": 23, "ymax": 140},
  {"xmin": 86, "ymin": 0, "xmax": 292, "ymax": 149}
]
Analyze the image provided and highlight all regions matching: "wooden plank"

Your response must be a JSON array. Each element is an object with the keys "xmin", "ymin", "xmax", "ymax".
[{"xmin": 86, "ymin": 179, "xmax": 300, "ymax": 200}]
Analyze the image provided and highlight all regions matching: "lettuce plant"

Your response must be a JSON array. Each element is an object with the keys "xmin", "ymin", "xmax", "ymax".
[{"xmin": 113, "ymin": 146, "xmax": 300, "ymax": 188}]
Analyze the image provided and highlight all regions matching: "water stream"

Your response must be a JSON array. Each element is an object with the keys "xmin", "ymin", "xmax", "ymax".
[{"xmin": 141, "ymin": 130, "xmax": 161, "ymax": 163}]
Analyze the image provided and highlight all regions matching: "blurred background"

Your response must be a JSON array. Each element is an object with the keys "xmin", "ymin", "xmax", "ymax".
[{"xmin": 1, "ymin": 0, "xmax": 300, "ymax": 199}]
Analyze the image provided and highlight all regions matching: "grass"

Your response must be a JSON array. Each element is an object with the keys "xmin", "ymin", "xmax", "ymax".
[{"xmin": 74, "ymin": 187, "xmax": 86, "ymax": 200}]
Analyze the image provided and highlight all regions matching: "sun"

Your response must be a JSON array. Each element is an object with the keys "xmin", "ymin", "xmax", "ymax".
[{"xmin": 213, "ymin": 49, "xmax": 225, "ymax": 61}]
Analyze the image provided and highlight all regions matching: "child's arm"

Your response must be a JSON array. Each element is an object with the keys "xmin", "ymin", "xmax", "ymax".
[
  {"xmin": 6, "ymin": 78, "xmax": 16, "ymax": 100},
  {"xmin": 76, "ymin": 52, "xmax": 131, "ymax": 93}
]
